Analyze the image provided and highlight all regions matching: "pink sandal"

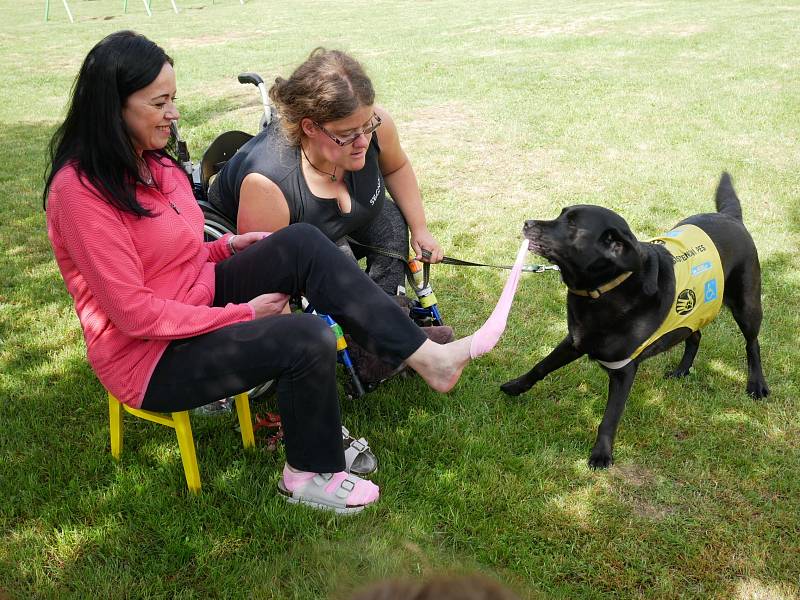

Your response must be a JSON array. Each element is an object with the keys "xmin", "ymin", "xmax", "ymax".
[{"xmin": 278, "ymin": 466, "xmax": 379, "ymax": 515}]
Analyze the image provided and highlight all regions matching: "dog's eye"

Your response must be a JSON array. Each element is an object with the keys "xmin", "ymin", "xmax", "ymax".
[{"xmin": 602, "ymin": 231, "xmax": 626, "ymax": 253}]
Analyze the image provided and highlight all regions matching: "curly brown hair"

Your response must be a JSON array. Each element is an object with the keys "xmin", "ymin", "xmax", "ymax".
[{"xmin": 268, "ymin": 48, "xmax": 375, "ymax": 147}]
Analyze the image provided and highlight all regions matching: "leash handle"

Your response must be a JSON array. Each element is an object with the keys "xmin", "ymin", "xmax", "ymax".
[{"xmin": 406, "ymin": 250, "xmax": 433, "ymax": 293}]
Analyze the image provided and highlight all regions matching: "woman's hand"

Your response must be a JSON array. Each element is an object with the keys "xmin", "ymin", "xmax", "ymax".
[
  {"xmin": 248, "ymin": 292, "xmax": 290, "ymax": 318},
  {"xmin": 411, "ymin": 228, "xmax": 443, "ymax": 263},
  {"xmin": 230, "ymin": 232, "xmax": 270, "ymax": 253}
]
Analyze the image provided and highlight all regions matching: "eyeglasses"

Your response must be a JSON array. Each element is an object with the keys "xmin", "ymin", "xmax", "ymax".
[{"xmin": 312, "ymin": 113, "xmax": 382, "ymax": 147}]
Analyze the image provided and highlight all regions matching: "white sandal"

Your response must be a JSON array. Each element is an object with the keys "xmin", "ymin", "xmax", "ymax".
[{"xmin": 342, "ymin": 426, "xmax": 378, "ymax": 476}]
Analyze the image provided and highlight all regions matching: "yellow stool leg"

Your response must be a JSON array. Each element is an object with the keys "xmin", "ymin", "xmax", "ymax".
[
  {"xmin": 106, "ymin": 389, "xmax": 253, "ymax": 494},
  {"xmin": 234, "ymin": 393, "xmax": 255, "ymax": 449},
  {"xmin": 172, "ymin": 411, "xmax": 201, "ymax": 493},
  {"xmin": 108, "ymin": 393, "xmax": 123, "ymax": 459}
]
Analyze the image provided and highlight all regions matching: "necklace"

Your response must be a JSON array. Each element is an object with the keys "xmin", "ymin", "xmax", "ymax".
[
  {"xmin": 139, "ymin": 162, "xmax": 154, "ymax": 186},
  {"xmin": 301, "ymin": 144, "xmax": 337, "ymax": 181}
]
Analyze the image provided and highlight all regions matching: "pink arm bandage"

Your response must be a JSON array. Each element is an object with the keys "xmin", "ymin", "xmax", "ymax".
[{"xmin": 469, "ymin": 239, "xmax": 529, "ymax": 358}]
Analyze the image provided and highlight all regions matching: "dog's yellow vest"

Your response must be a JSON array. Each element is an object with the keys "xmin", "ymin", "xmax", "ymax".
[{"xmin": 597, "ymin": 224, "xmax": 724, "ymax": 369}]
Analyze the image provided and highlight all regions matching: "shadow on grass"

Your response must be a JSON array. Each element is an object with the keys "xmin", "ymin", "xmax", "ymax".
[
  {"xmin": 3, "ymin": 98, "xmax": 799, "ymax": 596},
  {"xmin": 343, "ymin": 239, "xmax": 800, "ymax": 597},
  {"xmin": 0, "ymin": 108, "xmax": 271, "ymax": 596}
]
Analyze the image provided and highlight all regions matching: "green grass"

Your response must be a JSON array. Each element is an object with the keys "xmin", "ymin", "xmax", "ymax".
[{"xmin": 2, "ymin": 0, "xmax": 800, "ymax": 598}]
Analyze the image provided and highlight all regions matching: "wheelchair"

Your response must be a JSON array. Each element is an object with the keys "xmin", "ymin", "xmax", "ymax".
[
  {"xmin": 172, "ymin": 72, "xmax": 445, "ymax": 399},
  {"xmin": 197, "ymin": 129, "xmax": 252, "ymax": 241},
  {"xmin": 172, "ymin": 74, "xmax": 367, "ymax": 398}
]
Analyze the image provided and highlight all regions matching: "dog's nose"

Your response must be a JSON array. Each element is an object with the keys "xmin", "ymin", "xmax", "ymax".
[{"xmin": 523, "ymin": 220, "xmax": 537, "ymax": 235}]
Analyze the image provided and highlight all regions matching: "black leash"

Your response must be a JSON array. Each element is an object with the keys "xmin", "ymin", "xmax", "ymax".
[
  {"xmin": 344, "ymin": 236, "xmax": 560, "ymax": 289},
  {"xmin": 439, "ymin": 255, "xmax": 560, "ymax": 273}
]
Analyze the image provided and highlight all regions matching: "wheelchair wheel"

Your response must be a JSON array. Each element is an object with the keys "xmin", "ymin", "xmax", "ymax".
[
  {"xmin": 202, "ymin": 211, "xmax": 236, "ymax": 242},
  {"xmin": 199, "ymin": 208, "xmax": 279, "ymax": 410},
  {"xmin": 249, "ymin": 379, "xmax": 277, "ymax": 402}
]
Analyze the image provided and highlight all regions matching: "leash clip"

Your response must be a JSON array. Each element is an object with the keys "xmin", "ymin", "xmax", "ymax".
[{"xmin": 524, "ymin": 264, "xmax": 560, "ymax": 273}]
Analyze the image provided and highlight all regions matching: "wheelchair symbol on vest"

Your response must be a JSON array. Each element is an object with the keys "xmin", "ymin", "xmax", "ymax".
[
  {"xmin": 704, "ymin": 279, "xmax": 718, "ymax": 303},
  {"xmin": 675, "ymin": 289, "xmax": 696, "ymax": 315}
]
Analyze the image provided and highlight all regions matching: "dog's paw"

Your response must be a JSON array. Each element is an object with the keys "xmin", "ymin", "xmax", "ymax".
[
  {"xmin": 500, "ymin": 377, "xmax": 533, "ymax": 396},
  {"xmin": 666, "ymin": 365, "xmax": 692, "ymax": 378},
  {"xmin": 588, "ymin": 451, "xmax": 614, "ymax": 470},
  {"xmin": 588, "ymin": 440, "xmax": 614, "ymax": 469},
  {"xmin": 747, "ymin": 378, "xmax": 770, "ymax": 399}
]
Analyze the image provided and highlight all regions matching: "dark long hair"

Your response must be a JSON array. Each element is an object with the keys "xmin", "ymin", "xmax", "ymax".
[{"xmin": 43, "ymin": 30, "xmax": 174, "ymax": 215}]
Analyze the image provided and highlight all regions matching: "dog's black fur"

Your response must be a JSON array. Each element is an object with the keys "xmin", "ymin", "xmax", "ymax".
[{"xmin": 501, "ymin": 173, "xmax": 769, "ymax": 468}]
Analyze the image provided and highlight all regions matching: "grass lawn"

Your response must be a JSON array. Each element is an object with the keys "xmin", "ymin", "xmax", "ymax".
[{"xmin": 2, "ymin": 0, "xmax": 799, "ymax": 598}]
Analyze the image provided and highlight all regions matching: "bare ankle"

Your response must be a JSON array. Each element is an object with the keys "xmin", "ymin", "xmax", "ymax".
[{"xmin": 407, "ymin": 337, "xmax": 473, "ymax": 393}]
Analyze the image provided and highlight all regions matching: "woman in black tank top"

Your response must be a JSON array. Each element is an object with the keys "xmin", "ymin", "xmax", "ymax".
[{"xmin": 211, "ymin": 48, "xmax": 443, "ymax": 296}]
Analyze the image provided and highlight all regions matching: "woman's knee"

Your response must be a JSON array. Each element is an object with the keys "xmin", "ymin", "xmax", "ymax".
[
  {"xmin": 273, "ymin": 223, "xmax": 338, "ymax": 266},
  {"xmin": 380, "ymin": 202, "xmax": 409, "ymax": 253},
  {"xmin": 387, "ymin": 225, "xmax": 409, "ymax": 255},
  {"xmin": 284, "ymin": 313, "xmax": 338, "ymax": 366},
  {"xmin": 283, "ymin": 222, "xmax": 330, "ymax": 248}
]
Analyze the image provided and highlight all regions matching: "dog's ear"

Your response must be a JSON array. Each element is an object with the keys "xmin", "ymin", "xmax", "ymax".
[
  {"xmin": 600, "ymin": 226, "xmax": 641, "ymax": 272},
  {"xmin": 640, "ymin": 244, "xmax": 660, "ymax": 295}
]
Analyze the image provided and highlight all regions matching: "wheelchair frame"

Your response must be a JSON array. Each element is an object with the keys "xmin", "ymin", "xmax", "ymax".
[{"xmin": 172, "ymin": 74, "xmax": 368, "ymax": 398}]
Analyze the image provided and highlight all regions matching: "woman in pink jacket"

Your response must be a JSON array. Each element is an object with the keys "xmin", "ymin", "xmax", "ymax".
[{"xmin": 44, "ymin": 31, "xmax": 476, "ymax": 514}]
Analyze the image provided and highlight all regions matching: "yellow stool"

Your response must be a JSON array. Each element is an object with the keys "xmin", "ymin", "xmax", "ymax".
[{"xmin": 108, "ymin": 392, "xmax": 255, "ymax": 493}]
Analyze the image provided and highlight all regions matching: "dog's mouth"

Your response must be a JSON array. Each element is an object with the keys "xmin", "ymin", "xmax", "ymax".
[
  {"xmin": 525, "ymin": 234, "xmax": 552, "ymax": 259},
  {"xmin": 523, "ymin": 220, "xmax": 562, "ymax": 265}
]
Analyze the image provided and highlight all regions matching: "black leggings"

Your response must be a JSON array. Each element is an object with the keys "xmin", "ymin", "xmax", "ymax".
[
  {"xmin": 346, "ymin": 198, "xmax": 409, "ymax": 295},
  {"xmin": 141, "ymin": 224, "xmax": 428, "ymax": 473},
  {"xmin": 209, "ymin": 178, "xmax": 409, "ymax": 296}
]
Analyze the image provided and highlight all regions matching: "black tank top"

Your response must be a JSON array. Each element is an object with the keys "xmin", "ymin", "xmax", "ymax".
[{"xmin": 214, "ymin": 120, "xmax": 386, "ymax": 241}]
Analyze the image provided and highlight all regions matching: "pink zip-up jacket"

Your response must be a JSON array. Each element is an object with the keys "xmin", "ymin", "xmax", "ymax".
[{"xmin": 46, "ymin": 154, "xmax": 255, "ymax": 408}]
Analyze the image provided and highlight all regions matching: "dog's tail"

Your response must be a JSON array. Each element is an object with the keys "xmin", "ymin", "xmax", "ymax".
[{"xmin": 715, "ymin": 172, "xmax": 743, "ymax": 221}]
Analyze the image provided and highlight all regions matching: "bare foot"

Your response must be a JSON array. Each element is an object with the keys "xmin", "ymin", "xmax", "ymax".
[{"xmin": 406, "ymin": 336, "xmax": 473, "ymax": 393}]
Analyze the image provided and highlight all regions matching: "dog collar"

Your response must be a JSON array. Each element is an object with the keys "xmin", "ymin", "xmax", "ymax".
[{"xmin": 568, "ymin": 271, "xmax": 633, "ymax": 299}]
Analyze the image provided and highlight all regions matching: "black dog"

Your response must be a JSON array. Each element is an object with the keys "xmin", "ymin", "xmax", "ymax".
[{"xmin": 501, "ymin": 173, "xmax": 769, "ymax": 468}]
